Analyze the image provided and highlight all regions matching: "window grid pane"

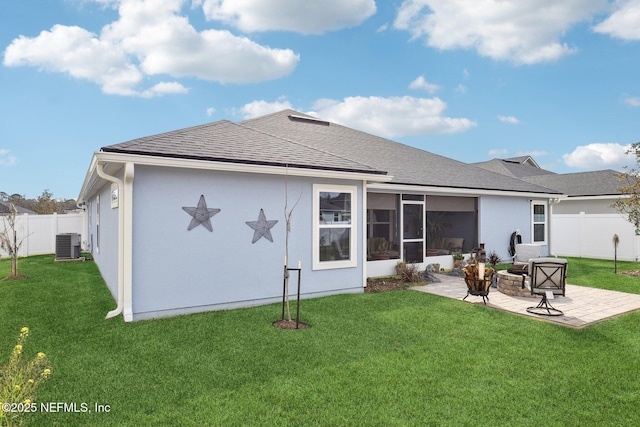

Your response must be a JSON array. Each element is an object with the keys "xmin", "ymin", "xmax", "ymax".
[
  {"xmin": 534, "ymin": 224, "xmax": 545, "ymax": 242},
  {"xmin": 319, "ymin": 192, "xmax": 351, "ymax": 225},
  {"xmin": 319, "ymin": 228, "xmax": 351, "ymax": 261}
]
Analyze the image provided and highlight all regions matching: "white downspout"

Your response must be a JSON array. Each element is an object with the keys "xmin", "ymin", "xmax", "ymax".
[
  {"xmin": 122, "ymin": 163, "xmax": 134, "ymax": 322},
  {"xmin": 362, "ymin": 182, "xmax": 368, "ymax": 289},
  {"xmin": 96, "ymin": 161, "xmax": 134, "ymax": 321},
  {"xmin": 549, "ymin": 198, "xmax": 560, "ymax": 257}
]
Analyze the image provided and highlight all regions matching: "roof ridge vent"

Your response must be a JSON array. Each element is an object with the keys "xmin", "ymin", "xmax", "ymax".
[{"xmin": 288, "ymin": 114, "xmax": 330, "ymax": 126}]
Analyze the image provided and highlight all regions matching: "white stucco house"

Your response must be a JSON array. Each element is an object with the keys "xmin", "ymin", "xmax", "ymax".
[{"xmin": 77, "ymin": 110, "xmax": 562, "ymax": 321}]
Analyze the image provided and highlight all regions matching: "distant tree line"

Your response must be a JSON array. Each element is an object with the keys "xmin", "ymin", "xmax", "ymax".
[{"xmin": 0, "ymin": 189, "xmax": 78, "ymax": 214}]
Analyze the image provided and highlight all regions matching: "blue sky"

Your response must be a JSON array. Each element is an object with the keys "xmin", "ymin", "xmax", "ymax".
[{"xmin": 1, "ymin": 0, "xmax": 639, "ymax": 200}]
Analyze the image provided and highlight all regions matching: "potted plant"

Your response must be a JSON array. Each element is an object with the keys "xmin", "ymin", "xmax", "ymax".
[
  {"xmin": 453, "ymin": 252, "xmax": 465, "ymax": 268},
  {"xmin": 369, "ymin": 237, "xmax": 392, "ymax": 260},
  {"xmin": 487, "ymin": 250, "xmax": 502, "ymax": 288}
]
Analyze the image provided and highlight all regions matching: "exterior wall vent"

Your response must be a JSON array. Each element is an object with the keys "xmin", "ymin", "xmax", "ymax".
[{"xmin": 287, "ymin": 114, "xmax": 330, "ymax": 126}]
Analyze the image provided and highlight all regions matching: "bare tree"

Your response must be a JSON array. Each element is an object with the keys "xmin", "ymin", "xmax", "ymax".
[
  {"xmin": 0, "ymin": 202, "xmax": 26, "ymax": 278},
  {"xmin": 282, "ymin": 167, "xmax": 302, "ymax": 322}
]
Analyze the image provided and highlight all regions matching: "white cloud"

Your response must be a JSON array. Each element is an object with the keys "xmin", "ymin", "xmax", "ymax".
[
  {"xmin": 237, "ymin": 99, "xmax": 293, "ymax": 119},
  {"xmin": 0, "ymin": 149, "xmax": 17, "ymax": 167},
  {"xmin": 593, "ymin": 0, "xmax": 640, "ymax": 40},
  {"xmin": 623, "ymin": 95, "xmax": 640, "ymax": 107},
  {"xmin": 498, "ymin": 115, "xmax": 522, "ymax": 124},
  {"xmin": 393, "ymin": 0, "xmax": 607, "ymax": 64},
  {"xmin": 4, "ymin": 24, "xmax": 144, "ymax": 96},
  {"xmin": 140, "ymin": 81, "xmax": 189, "ymax": 98},
  {"xmin": 309, "ymin": 95, "xmax": 477, "ymax": 138},
  {"xmin": 200, "ymin": 0, "xmax": 376, "ymax": 34},
  {"xmin": 563, "ymin": 143, "xmax": 634, "ymax": 170},
  {"xmin": 519, "ymin": 150, "xmax": 549, "ymax": 157},
  {"xmin": 488, "ymin": 148, "xmax": 508, "ymax": 157},
  {"xmin": 408, "ymin": 75, "xmax": 440, "ymax": 94},
  {"xmin": 455, "ymin": 84, "xmax": 467, "ymax": 93},
  {"xmin": 206, "ymin": 107, "xmax": 216, "ymax": 116},
  {"xmin": 3, "ymin": 0, "xmax": 299, "ymax": 96}
]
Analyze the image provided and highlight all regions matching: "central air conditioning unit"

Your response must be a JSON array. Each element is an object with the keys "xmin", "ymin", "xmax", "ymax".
[{"xmin": 55, "ymin": 233, "xmax": 81, "ymax": 260}]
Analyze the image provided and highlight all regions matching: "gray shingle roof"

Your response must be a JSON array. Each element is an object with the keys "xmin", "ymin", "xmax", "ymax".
[
  {"xmin": 521, "ymin": 170, "xmax": 623, "ymax": 197},
  {"xmin": 0, "ymin": 201, "xmax": 35, "ymax": 215},
  {"xmin": 100, "ymin": 109, "xmax": 560, "ymax": 195},
  {"xmin": 101, "ymin": 119, "xmax": 384, "ymax": 175},
  {"xmin": 473, "ymin": 158, "xmax": 623, "ymax": 197},
  {"xmin": 241, "ymin": 110, "xmax": 560, "ymax": 194},
  {"xmin": 473, "ymin": 158, "xmax": 555, "ymax": 178}
]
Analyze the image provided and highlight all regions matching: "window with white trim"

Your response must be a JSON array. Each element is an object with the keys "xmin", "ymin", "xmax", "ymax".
[
  {"xmin": 532, "ymin": 201, "xmax": 547, "ymax": 244},
  {"xmin": 313, "ymin": 184, "xmax": 357, "ymax": 270}
]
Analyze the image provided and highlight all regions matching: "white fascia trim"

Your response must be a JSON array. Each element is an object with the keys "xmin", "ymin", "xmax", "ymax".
[
  {"xmin": 77, "ymin": 153, "xmax": 101, "ymax": 202},
  {"xmin": 79, "ymin": 152, "xmax": 392, "ymax": 202},
  {"xmin": 366, "ymin": 182, "xmax": 566, "ymax": 200}
]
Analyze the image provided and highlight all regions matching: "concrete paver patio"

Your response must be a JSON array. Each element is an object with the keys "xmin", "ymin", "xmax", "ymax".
[{"xmin": 412, "ymin": 274, "xmax": 640, "ymax": 328}]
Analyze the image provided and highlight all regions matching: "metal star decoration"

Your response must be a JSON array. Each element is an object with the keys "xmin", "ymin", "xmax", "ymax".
[
  {"xmin": 182, "ymin": 195, "xmax": 220, "ymax": 231},
  {"xmin": 246, "ymin": 209, "xmax": 278, "ymax": 243}
]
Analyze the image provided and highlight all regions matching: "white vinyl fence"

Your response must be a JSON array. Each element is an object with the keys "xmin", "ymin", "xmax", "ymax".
[
  {"xmin": 0, "ymin": 213, "xmax": 86, "ymax": 258},
  {"xmin": 551, "ymin": 213, "xmax": 640, "ymax": 261}
]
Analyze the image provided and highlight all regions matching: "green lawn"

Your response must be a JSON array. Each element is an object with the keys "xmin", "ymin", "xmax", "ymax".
[{"xmin": 1, "ymin": 255, "xmax": 640, "ymax": 426}]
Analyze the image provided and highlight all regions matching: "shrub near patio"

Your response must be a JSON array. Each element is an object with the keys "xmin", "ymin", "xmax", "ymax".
[{"xmin": 1, "ymin": 255, "xmax": 640, "ymax": 425}]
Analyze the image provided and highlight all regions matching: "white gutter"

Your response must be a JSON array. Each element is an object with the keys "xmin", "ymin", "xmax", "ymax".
[
  {"xmin": 548, "ymin": 198, "xmax": 561, "ymax": 257},
  {"xmin": 558, "ymin": 195, "xmax": 622, "ymax": 202},
  {"xmin": 93, "ymin": 151, "xmax": 393, "ymax": 183},
  {"xmin": 96, "ymin": 161, "xmax": 134, "ymax": 322},
  {"xmin": 362, "ymin": 181, "xmax": 368, "ymax": 288},
  {"xmin": 367, "ymin": 182, "xmax": 566, "ymax": 200}
]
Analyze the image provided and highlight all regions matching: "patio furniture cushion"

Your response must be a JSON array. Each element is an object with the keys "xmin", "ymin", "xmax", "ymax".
[
  {"xmin": 513, "ymin": 244, "xmax": 541, "ymax": 264},
  {"xmin": 428, "ymin": 237, "xmax": 464, "ymax": 255}
]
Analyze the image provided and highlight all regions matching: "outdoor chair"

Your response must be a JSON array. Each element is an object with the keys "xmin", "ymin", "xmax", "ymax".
[{"xmin": 526, "ymin": 258, "xmax": 567, "ymax": 316}]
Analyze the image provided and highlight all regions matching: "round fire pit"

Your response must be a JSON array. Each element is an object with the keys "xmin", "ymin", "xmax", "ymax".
[{"xmin": 496, "ymin": 270, "xmax": 537, "ymax": 298}]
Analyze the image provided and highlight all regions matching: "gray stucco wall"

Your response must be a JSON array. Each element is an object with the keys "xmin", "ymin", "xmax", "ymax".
[
  {"xmin": 478, "ymin": 195, "xmax": 549, "ymax": 262},
  {"xmin": 129, "ymin": 165, "xmax": 364, "ymax": 320},
  {"xmin": 88, "ymin": 177, "xmax": 120, "ymax": 300}
]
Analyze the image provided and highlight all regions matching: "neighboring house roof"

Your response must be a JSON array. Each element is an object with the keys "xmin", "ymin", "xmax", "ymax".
[
  {"xmin": 503, "ymin": 156, "xmax": 541, "ymax": 168},
  {"xmin": 0, "ymin": 201, "xmax": 36, "ymax": 215},
  {"xmin": 240, "ymin": 110, "xmax": 559, "ymax": 195},
  {"xmin": 101, "ymin": 119, "xmax": 385, "ymax": 176},
  {"xmin": 522, "ymin": 170, "xmax": 623, "ymax": 197},
  {"xmin": 474, "ymin": 157, "xmax": 623, "ymax": 197}
]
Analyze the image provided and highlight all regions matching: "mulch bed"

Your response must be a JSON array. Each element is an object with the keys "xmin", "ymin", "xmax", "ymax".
[
  {"xmin": 619, "ymin": 270, "xmax": 640, "ymax": 277},
  {"xmin": 365, "ymin": 278, "xmax": 420, "ymax": 293},
  {"xmin": 272, "ymin": 319, "xmax": 311, "ymax": 330}
]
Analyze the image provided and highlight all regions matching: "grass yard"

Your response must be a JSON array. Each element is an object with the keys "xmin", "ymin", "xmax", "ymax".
[{"xmin": 1, "ymin": 255, "xmax": 640, "ymax": 426}]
